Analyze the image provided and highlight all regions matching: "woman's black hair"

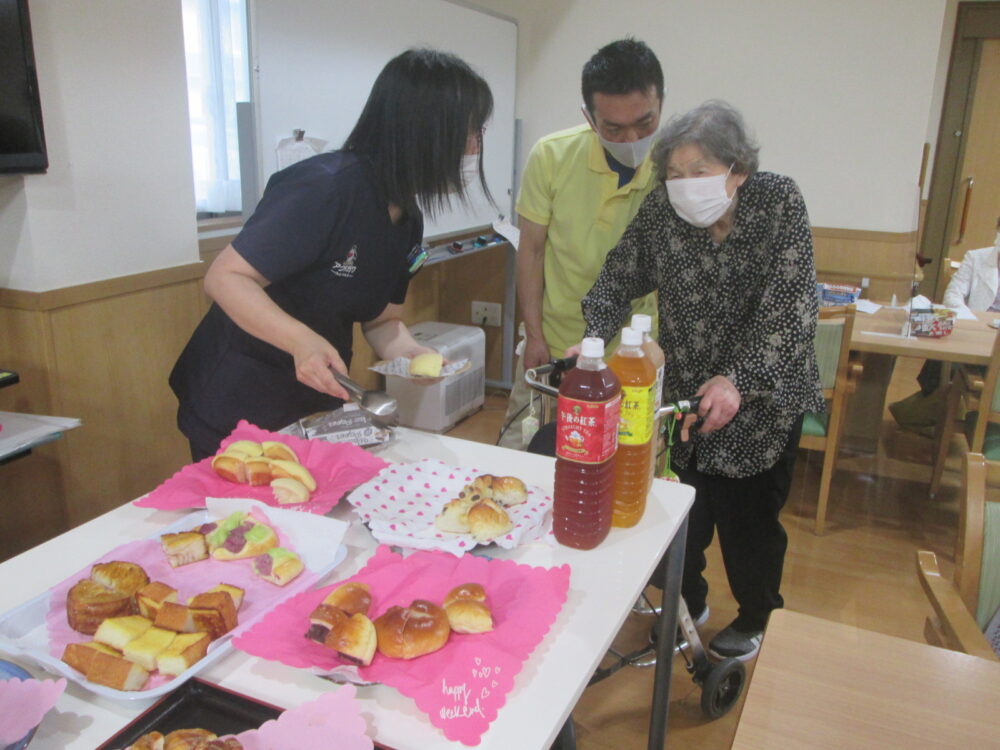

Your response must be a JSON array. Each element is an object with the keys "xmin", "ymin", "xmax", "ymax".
[{"xmin": 343, "ymin": 48, "xmax": 494, "ymax": 218}]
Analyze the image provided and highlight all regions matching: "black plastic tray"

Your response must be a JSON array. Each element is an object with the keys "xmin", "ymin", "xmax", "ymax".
[{"xmin": 96, "ymin": 678, "xmax": 283, "ymax": 749}]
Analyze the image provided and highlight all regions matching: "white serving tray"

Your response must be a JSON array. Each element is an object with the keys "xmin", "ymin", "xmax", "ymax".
[{"xmin": 0, "ymin": 498, "xmax": 347, "ymax": 701}]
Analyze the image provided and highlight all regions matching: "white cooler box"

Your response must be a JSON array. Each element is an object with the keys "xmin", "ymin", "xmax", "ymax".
[{"xmin": 386, "ymin": 321, "xmax": 485, "ymax": 433}]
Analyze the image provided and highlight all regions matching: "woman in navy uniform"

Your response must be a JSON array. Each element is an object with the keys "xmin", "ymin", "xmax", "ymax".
[{"xmin": 170, "ymin": 49, "xmax": 493, "ymax": 459}]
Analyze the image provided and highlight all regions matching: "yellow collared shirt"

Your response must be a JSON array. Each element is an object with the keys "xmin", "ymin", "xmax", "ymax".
[{"xmin": 517, "ymin": 123, "xmax": 658, "ymax": 357}]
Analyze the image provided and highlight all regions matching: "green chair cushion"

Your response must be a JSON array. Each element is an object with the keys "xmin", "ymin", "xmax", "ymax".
[
  {"xmin": 802, "ymin": 411, "xmax": 828, "ymax": 438},
  {"xmin": 976, "ymin": 500, "xmax": 1000, "ymax": 631},
  {"xmin": 962, "ymin": 413, "xmax": 1000, "ymax": 461}
]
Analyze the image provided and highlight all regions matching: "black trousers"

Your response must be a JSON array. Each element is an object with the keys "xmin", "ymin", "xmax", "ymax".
[{"xmin": 654, "ymin": 415, "xmax": 803, "ymax": 633}]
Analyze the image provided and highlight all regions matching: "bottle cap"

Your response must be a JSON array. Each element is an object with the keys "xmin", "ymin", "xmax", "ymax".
[
  {"xmin": 631, "ymin": 313, "xmax": 652, "ymax": 333},
  {"xmin": 580, "ymin": 337, "xmax": 604, "ymax": 358},
  {"xmin": 621, "ymin": 327, "xmax": 642, "ymax": 346}
]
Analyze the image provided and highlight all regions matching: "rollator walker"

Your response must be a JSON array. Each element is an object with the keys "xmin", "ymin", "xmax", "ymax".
[{"xmin": 524, "ymin": 356, "xmax": 745, "ymax": 720}]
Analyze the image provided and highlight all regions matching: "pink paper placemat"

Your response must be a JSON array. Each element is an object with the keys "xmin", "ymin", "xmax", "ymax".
[
  {"xmin": 236, "ymin": 686, "xmax": 372, "ymax": 749},
  {"xmin": 233, "ymin": 546, "xmax": 571, "ymax": 746},
  {"xmin": 135, "ymin": 420, "xmax": 388, "ymax": 514},
  {"xmin": 0, "ymin": 676, "xmax": 65, "ymax": 745},
  {"xmin": 45, "ymin": 508, "xmax": 319, "ymax": 693}
]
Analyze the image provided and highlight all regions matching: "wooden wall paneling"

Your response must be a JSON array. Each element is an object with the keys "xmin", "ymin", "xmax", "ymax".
[
  {"xmin": 0, "ymin": 307, "xmax": 71, "ymax": 560},
  {"xmin": 46, "ymin": 280, "xmax": 206, "ymax": 526},
  {"xmin": 812, "ymin": 228, "xmax": 919, "ymax": 303}
]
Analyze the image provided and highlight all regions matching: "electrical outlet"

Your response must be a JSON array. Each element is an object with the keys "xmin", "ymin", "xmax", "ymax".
[{"xmin": 471, "ymin": 301, "xmax": 501, "ymax": 327}]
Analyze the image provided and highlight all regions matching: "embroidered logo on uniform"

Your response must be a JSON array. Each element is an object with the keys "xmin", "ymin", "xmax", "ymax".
[{"xmin": 331, "ymin": 246, "xmax": 358, "ymax": 278}]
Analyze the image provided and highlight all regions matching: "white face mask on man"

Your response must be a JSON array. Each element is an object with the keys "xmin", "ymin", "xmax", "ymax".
[
  {"xmin": 581, "ymin": 104, "xmax": 655, "ymax": 169},
  {"xmin": 665, "ymin": 166, "xmax": 736, "ymax": 228}
]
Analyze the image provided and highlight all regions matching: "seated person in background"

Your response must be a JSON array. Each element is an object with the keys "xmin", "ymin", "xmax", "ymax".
[
  {"xmin": 582, "ymin": 100, "xmax": 823, "ymax": 661},
  {"xmin": 943, "ymin": 215, "xmax": 1000, "ymax": 314}
]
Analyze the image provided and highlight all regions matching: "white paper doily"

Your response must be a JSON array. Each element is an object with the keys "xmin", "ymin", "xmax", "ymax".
[{"xmin": 345, "ymin": 459, "xmax": 554, "ymax": 555}]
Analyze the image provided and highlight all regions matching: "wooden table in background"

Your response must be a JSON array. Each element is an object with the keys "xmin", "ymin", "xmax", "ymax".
[
  {"xmin": 841, "ymin": 308, "xmax": 997, "ymax": 462},
  {"xmin": 731, "ymin": 609, "xmax": 1000, "ymax": 749}
]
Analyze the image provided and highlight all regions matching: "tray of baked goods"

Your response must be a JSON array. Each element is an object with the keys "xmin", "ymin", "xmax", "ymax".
[
  {"xmin": 0, "ymin": 498, "xmax": 347, "ymax": 700},
  {"xmin": 345, "ymin": 459, "xmax": 554, "ymax": 555},
  {"xmin": 98, "ymin": 680, "xmax": 392, "ymax": 750}
]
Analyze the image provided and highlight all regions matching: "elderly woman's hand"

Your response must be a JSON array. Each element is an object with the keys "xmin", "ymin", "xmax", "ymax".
[{"xmin": 679, "ymin": 375, "xmax": 741, "ymax": 441}]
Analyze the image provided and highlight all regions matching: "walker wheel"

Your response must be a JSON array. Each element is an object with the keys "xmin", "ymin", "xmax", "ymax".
[{"xmin": 699, "ymin": 657, "xmax": 746, "ymax": 719}]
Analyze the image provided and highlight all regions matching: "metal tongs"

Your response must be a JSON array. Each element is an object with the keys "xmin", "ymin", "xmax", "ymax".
[
  {"xmin": 333, "ymin": 370, "xmax": 399, "ymax": 427},
  {"xmin": 524, "ymin": 356, "xmax": 702, "ymax": 420}
]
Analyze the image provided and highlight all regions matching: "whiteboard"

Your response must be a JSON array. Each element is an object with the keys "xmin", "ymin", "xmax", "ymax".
[{"xmin": 250, "ymin": 0, "xmax": 517, "ymax": 239}]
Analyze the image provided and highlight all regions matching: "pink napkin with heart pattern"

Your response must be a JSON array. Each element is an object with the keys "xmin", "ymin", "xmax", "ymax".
[{"xmin": 232, "ymin": 545, "xmax": 570, "ymax": 746}]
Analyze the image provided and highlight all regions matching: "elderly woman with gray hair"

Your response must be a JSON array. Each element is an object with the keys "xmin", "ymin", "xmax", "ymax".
[{"xmin": 582, "ymin": 100, "xmax": 824, "ymax": 661}]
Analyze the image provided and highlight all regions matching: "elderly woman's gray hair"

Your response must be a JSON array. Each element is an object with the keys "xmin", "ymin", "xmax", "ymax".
[{"xmin": 652, "ymin": 100, "xmax": 759, "ymax": 181}]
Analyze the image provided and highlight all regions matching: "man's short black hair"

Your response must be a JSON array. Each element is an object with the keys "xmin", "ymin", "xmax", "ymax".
[
  {"xmin": 582, "ymin": 38, "xmax": 663, "ymax": 115},
  {"xmin": 344, "ymin": 48, "xmax": 493, "ymax": 218}
]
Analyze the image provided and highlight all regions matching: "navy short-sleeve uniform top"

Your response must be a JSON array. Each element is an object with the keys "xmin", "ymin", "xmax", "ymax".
[{"xmin": 170, "ymin": 151, "xmax": 422, "ymax": 438}]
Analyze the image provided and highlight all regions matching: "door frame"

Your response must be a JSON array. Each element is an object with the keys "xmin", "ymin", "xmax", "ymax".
[{"xmin": 922, "ymin": 1, "xmax": 1000, "ymax": 298}]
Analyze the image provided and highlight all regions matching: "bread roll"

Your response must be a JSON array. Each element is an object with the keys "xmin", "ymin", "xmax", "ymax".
[
  {"xmin": 160, "ymin": 532, "xmax": 208, "ymax": 568},
  {"xmin": 252, "ymin": 547, "xmax": 304, "ymax": 586},
  {"xmin": 270, "ymin": 477, "xmax": 310, "ymax": 505},
  {"xmin": 262, "ymin": 440, "xmax": 299, "ymax": 463},
  {"xmin": 156, "ymin": 632, "xmax": 210, "ymax": 676},
  {"xmin": 126, "ymin": 731, "xmax": 164, "ymax": 750},
  {"xmin": 324, "ymin": 612, "xmax": 377, "ymax": 666},
  {"xmin": 164, "ymin": 728, "xmax": 217, "ymax": 750},
  {"xmin": 244, "ymin": 456, "xmax": 273, "ymax": 486},
  {"xmin": 434, "ymin": 495, "xmax": 474, "ymax": 534},
  {"xmin": 211, "ymin": 453, "xmax": 247, "ymax": 484},
  {"xmin": 409, "ymin": 352, "xmax": 444, "ymax": 377},
  {"xmin": 223, "ymin": 440, "xmax": 263, "ymax": 457},
  {"xmin": 445, "ymin": 600, "xmax": 494, "ymax": 634},
  {"xmin": 442, "ymin": 582, "xmax": 486, "ymax": 608},
  {"xmin": 374, "ymin": 600, "xmax": 450, "ymax": 659},
  {"xmin": 211, "ymin": 518, "xmax": 278, "ymax": 561},
  {"xmin": 470, "ymin": 474, "xmax": 494, "ymax": 498},
  {"xmin": 66, "ymin": 580, "xmax": 132, "ymax": 634},
  {"xmin": 321, "ymin": 582, "xmax": 372, "ymax": 616},
  {"xmin": 467, "ymin": 498, "xmax": 513, "ymax": 543},
  {"xmin": 491, "ymin": 476, "xmax": 528, "ymax": 507},
  {"xmin": 269, "ymin": 460, "xmax": 317, "ymax": 492},
  {"xmin": 305, "ymin": 603, "xmax": 349, "ymax": 644}
]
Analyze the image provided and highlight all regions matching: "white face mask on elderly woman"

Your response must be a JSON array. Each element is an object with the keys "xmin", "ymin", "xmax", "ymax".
[{"xmin": 665, "ymin": 168, "xmax": 735, "ymax": 228}]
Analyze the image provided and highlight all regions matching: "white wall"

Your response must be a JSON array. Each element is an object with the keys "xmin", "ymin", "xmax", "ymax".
[
  {"xmin": 0, "ymin": 0, "xmax": 199, "ymax": 293},
  {"xmin": 473, "ymin": 0, "xmax": 949, "ymax": 233}
]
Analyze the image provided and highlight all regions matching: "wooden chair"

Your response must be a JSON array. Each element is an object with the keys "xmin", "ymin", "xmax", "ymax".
[
  {"xmin": 800, "ymin": 305, "xmax": 863, "ymax": 535},
  {"xmin": 916, "ymin": 452, "xmax": 999, "ymax": 660},
  {"xmin": 929, "ymin": 330, "xmax": 1000, "ymax": 497}
]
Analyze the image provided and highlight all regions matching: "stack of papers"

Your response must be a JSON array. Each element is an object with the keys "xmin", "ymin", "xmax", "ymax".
[{"xmin": 0, "ymin": 411, "xmax": 81, "ymax": 460}]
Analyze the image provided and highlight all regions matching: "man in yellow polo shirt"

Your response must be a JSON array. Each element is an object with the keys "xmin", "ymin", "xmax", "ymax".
[{"xmin": 498, "ymin": 38, "xmax": 663, "ymax": 450}]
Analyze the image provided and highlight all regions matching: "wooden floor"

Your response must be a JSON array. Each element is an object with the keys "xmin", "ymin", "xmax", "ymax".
[{"xmin": 444, "ymin": 357, "xmax": 969, "ymax": 750}]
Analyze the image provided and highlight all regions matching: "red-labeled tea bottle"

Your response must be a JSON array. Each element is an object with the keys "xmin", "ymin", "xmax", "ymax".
[{"xmin": 553, "ymin": 337, "xmax": 621, "ymax": 550}]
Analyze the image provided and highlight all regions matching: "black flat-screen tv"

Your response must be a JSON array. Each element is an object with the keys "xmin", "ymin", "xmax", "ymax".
[{"xmin": 0, "ymin": 0, "xmax": 47, "ymax": 174}]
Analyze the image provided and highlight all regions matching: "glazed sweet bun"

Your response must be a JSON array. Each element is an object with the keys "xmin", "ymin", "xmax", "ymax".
[
  {"xmin": 323, "ymin": 612, "xmax": 377, "ymax": 666},
  {"xmin": 322, "ymin": 582, "xmax": 372, "ymax": 616},
  {"xmin": 211, "ymin": 453, "xmax": 247, "ymax": 484},
  {"xmin": 491, "ymin": 476, "xmax": 528, "ymax": 507},
  {"xmin": 470, "ymin": 474, "xmax": 494, "ymax": 498},
  {"xmin": 262, "ymin": 440, "xmax": 299, "ymax": 463},
  {"xmin": 442, "ymin": 583, "xmax": 486, "ymax": 608},
  {"xmin": 269, "ymin": 459, "xmax": 317, "ymax": 492},
  {"xmin": 445, "ymin": 599, "xmax": 494, "ymax": 634},
  {"xmin": 164, "ymin": 728, "xmax": 217, "ymax": 750},
  {"xmin": 270, "ymin": 477, "xmax": 310, "ymax": 505},
  {"xmin": 91, "ymin": 561, "xmax": 150, "ymax": 597},
  {"xmin": 409, "ymin": 352, "xmax": 444, "ymax": 377},
  {"xmin": 467, "ymin": 498, "xmax": 513, "ymax": 543},
  {"xmin": 374, "ymin": 599, "xmax": 451, "ymax": 659},
  {"xmin": 244, "ymin": 456, "xmax": 273, "ymax": 486},
  {"xmin": 434, "ymin": 495, "xmax": 474, "ymax": 534},
  {"xmin": 223, "ymin": 440, "xmax": 263, "ymax": 458},
  {"xmin": 305, "ymin": 603, "xmax": 349, "ymax": 644}
]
